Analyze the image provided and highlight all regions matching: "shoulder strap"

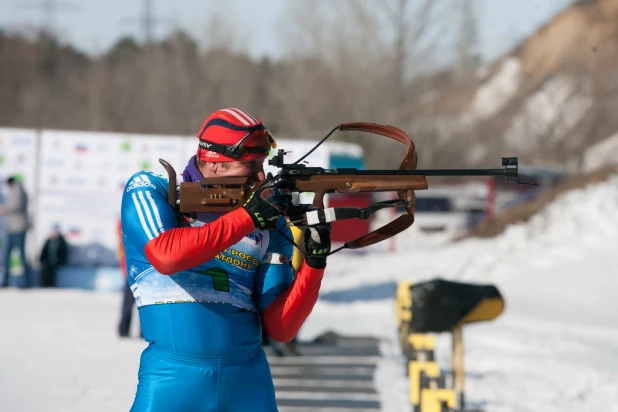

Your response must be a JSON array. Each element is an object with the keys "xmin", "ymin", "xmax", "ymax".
[{"xmin": 336, "ymin": 122, "xmax": 420, "ymax": 249}]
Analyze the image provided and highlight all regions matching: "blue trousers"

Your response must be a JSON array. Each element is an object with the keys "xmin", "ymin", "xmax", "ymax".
[
  {"xmin": 2, "ymin": 231, "xmax": 31, "ymax": 288},
  {"xmin": 131, "ymin": 344, "xmax": 278, "ymax": 412}
]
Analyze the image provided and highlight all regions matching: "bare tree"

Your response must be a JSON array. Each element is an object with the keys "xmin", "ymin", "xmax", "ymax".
[
  {"xmin": 198, "ymin": 3, "xmax": 246, "ymax": 55},
  {"xmin": 276, "ymin": 0, "xmax": 449, "ymax": 167}
]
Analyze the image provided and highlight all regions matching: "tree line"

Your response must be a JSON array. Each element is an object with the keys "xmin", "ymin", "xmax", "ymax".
[
  {"xmin": 0, "ymin": 1, "xmax": 472, "ymax": 169},
  {"xmin": 2, "ymin": 0, "xmax": 615, "ymax": 171}
]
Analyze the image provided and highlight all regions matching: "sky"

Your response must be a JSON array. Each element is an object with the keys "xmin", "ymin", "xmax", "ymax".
[{"xmin": 0, "ymin": 0, "xmax": 575, "ymax": 62}]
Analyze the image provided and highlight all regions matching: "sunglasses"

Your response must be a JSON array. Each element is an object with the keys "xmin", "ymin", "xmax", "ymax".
[
  {"xmin": 198, "ymin": 119, "xmax": 277, "ymax": 160},
  {"xmin": 224, "ymin": 129, "xmax": 277, "ymax": 159}
]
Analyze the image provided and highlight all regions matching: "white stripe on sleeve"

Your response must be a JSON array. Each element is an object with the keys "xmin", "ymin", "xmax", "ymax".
[
  {"xmin": 145, "ymin": 191, "xmax": 164, "ymax": 234},
  {"xmin": 138, "ymin": 191, "xmax": 160, "ymax": 237},
  {"xmin": 131, "ymin": 192, "xmax": 155, "ymax": 240}
]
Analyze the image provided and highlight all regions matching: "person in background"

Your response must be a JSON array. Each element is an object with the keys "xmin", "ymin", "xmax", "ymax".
[
  {"xmin": 121, "ymin": 108, "xmax": 331, "ymax": 411},
  {"xmin": 117, "ymin": 219, "xmax": 140, "ymax": 338},
  {"xmin": 38, "ymin": 225, "xmax": 69, "ymax": 287},
  {"xmin": 0, "ymin": 176, "xmax": 31, "ymax": 288}
]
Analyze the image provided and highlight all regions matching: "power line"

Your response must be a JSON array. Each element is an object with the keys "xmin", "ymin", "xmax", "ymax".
[
  {"xmin": 143, "ymin": 0, "xmax": 154, "ymax": 44},
  {"xmin": 122, "ymin": 0, "xmax": 169, "ymax": 45},
  {"xmin": 18, "ymin": 0, "xmax": 79, "ymax": 35},
  {"xmin": 455, "ymin": 0, "xmax": 481, "ymax": 76}
]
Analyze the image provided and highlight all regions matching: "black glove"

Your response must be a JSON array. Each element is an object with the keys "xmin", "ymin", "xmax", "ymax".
[
  {"xmin": 304, "ymin": 225, "xmax": 331, "ymax": 269},
  {"xmin": 243, "ymin": 174, "xmax": 293, "ymax": 230}
]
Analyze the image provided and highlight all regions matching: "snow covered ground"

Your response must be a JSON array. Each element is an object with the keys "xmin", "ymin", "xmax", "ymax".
[{"xmin": 1, "ymin": 176, "xmax": 618, "ymax": 412}]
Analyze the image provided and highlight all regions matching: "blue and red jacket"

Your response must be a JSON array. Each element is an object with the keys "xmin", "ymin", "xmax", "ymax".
[{"xmin": 120, "ymin": 170, "xmax": 324, "ymax": 357}]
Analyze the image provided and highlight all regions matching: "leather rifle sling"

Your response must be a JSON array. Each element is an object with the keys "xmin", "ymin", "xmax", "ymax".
[{"xmin": 336, "ymin": 122, "xmax": 419, "ymax": 249}]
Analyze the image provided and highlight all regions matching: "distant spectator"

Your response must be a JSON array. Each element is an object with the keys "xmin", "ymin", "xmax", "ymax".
[
  {"xmin": 39, "ymin": 225, "xmax": 69, "ymax": 287},
  {"xmin": 0, "ymin": 176, "xmax": 31, "ymax": 288}
]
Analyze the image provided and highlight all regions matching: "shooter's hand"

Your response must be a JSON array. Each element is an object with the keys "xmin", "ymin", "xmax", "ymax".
[{"xmin": 243, "ymin": 174, "xmax": 293, "ymax": 230}]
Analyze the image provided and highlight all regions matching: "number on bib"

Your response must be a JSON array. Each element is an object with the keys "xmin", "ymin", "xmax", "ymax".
[{"xmin": 199, "ymin": 268, "xmax": 230, "ymax": 292}]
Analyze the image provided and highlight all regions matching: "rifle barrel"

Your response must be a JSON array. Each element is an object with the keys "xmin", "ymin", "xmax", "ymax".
[
  {"xmin": 302, "ymin": 168, "xmax": 517, "ymax": 177},
  {"xmin": 374, "ymin": 168, "xmax": 515, "ymax": 177}
]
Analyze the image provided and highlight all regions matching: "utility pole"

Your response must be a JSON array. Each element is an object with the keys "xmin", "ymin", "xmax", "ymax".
[
  {"xmin": 18, "ymin": 0, "xmax": 78, "ymax": 36},
  {"xmin": 15, "ymin": 0, "xmax": 77, "ymax": 278},
  {"xmin": 143, "ymin": 0, "xmax": 154, "ymax": 45},
  {"xmin": 455, "ymin": 0, "xmax": 481, "ymax": 77},
  {"xmin": 123, "ymin": 0, "xmax": 168, "ymax": 45}
]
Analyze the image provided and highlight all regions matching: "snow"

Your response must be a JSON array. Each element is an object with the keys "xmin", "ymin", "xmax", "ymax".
[
  {"xmin": 2, "ymin": 175, "xmax": 618, "ymax": 411},
  {"xmin": 583, "ymin": 129, "xmax": 618, "ymax": 172},
  {"xmin": 468, "ymin": 58, "xmax": 522, "ymax": 122},
  {"xmin": 444, "ymin": 58, "xmax": 522, "ymax": 164},
  {"xmin": 504, "ymin": 75, "xmax": 593, "ymax": 152}
]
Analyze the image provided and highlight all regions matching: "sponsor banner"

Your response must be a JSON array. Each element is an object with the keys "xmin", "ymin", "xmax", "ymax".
[
  {"xmin": 40, "ymin": 130, "xmax": 185, "ymax": 193},
  {"xmin": 37, "ymin": 130, "xmax": 185, "ymax": 261},
  {"xmin": 0, "ymin": 128, "xmax": 37, "ymax": 195},
  {"xmin": 37, "ymin": 191, "xmax": 121, "ymax": 251}
]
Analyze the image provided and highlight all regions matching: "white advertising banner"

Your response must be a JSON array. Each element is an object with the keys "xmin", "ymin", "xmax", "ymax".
[
  {"xmin": 0, "ymin": 128, "xmax": 38, "ymax": 269},
  {"xmin": 0, "ymin": 128, "xmax": 38, "ymax": 196},
  {"xmin": 37, "ymin": 130, "xmax": 184, "ymax": 264}
]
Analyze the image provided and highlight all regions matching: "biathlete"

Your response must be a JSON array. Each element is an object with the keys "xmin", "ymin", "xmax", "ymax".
[{"xmin": 121, "ymin": 108, "xmax": 330, "ymax": 411}]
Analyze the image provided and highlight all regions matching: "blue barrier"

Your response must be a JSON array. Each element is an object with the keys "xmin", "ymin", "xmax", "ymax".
[{"xmin": 55, "ymin": 266, "xmax": 125, "ymax": 291}]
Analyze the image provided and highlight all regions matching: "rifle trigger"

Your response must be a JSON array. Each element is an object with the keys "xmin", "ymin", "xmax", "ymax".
[{"xmin": 516, "ymin": 178, "xmax": 539, "ymax": 186}]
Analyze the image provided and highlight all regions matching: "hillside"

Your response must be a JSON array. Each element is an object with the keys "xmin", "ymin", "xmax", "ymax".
[
  {"xmin": 464, "ymin": 164, "xmax": 618, "ymax": 238},
  {"xmin": 416, "ymin": 0, "xmax": 618, "ymax": 171}
]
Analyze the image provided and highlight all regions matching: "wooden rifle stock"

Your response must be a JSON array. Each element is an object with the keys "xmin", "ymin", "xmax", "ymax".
[
  {"xmin": 292, "ymin": 174, "xmax": 428, "ymax": 209},
  {"xmin": 163, "ymin": 171, "xmax": 427, "ymax": 214},
  {"xmin": 178, "ymin": 177, "xmax": 253, "ymax": 213}
]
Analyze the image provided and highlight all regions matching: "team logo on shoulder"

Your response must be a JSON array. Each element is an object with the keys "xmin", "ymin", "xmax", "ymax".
[{"xmin": 126, "ymin": 175, "xmax": 156, "ymax": 192}]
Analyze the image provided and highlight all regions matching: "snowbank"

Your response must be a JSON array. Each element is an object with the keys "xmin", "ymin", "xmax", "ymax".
[{"xmin": 1, "ymin": 176, "xmax": 618, "ymax": 411}]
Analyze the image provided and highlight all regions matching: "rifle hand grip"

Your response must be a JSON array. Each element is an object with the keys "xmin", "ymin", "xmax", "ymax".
[{"xmin": 312, "ymin": 192, "xmax": 325, "ymax": 209}]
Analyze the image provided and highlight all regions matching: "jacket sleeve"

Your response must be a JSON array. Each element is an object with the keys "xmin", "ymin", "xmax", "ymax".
[
  {"xmin": 261, "ymin": 262, "xmax": 325, "ymax": 342},
  {"xmin": 120, "ymin": 172, "xmax": 256, "ymax": 275},
  {"xmin": 257, "ymin": 223, "xmax": 325, "ymax": 343},
  {"xmin": 58, "ymin": 237, "xmax": 69, "ymax": 266},
  {"xmin": 39, "ymin": 242, "xmax": 49, "ymax": 264},
  {"xmin": 254, "ymin": 220, "xmax": 296, "ymax": 314}
]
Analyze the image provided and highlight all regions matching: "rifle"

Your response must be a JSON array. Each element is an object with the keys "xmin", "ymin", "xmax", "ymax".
[{"xmin": 158, "ymin": 122, "xmax": 536, "ymax": 254}]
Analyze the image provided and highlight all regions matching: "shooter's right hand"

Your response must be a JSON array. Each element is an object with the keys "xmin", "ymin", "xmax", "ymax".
[{"xmin": 243, "ymin": 174, "xmax": 293, "ymax": 230}]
